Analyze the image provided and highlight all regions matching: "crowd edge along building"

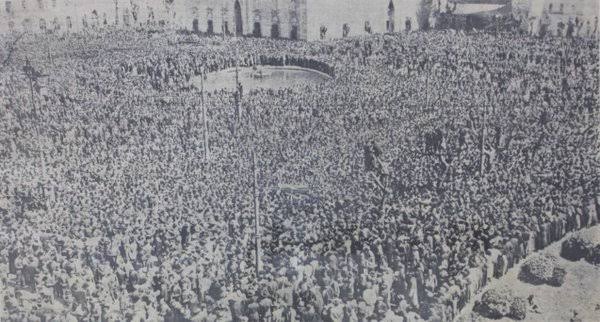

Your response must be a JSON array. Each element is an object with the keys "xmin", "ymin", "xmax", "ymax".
[{"xmin": 0, "ymin": 0, "xmax": 309, "ymax": 39}]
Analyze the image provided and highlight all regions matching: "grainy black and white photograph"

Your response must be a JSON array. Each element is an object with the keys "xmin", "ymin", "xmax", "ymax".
[{"xmin": 0, "ymin": 0, "xmax": 599, "ymax": 321}]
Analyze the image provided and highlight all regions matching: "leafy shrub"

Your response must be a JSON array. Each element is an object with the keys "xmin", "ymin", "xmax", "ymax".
[
  {"xmin": 561, "ymin": 229, "xmax": 600, "ymax": 266},
  {"xmin": 474, "ymin": 288, "xmax": 526, "ymax": 320},
  {"xmin": 519, "ymin": 254, "xmax": 564, "ymax": 286},
  {"xmin": 585, "ymin": 244, "xmax": 600, "ymax": 266},
  {"xmin": 561, "ymin": 234, "xmax": 592, "ymax": 261},
  {"xmin": 509, "ymin": 297, "xmax": 527, "ymax": 320},
  {"xmin": 549, "ymin": 267, "xmax": 567, "ymax": 287}
]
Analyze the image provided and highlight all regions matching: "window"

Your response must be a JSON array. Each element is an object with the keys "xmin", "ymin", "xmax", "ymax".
[
  {"xmin": 37, "ymin": 0, "xmax": 42, "ymax": 9},
  {"xmin": 131, "ymin": 5, "xmax": 138, "ymax": 22},
  {"xmin": 123, "ymin": 9, "xmax": 130, "ymax": 27},
  {"xmin": 66, "ymin": 16, "xmax": 72, "ymax": 29},
  {"xmin": 5, "ymin": 1, "xmax": 12, "ymax": 14},
  {"xmin": 559, "ymin": 3, "xmax": 564, "ymax": 12},
  {"xmin": 549, "ymin": 3, "xmax": 553, "ymax": 12},
  {"xmin": 91, "ymin": 10, "xmax": 98, "ymax": 27},
  {"xmin": 290, "ymin": 15, "xmax": 299, "ymax": 28},
  {"xmin": 8, "ymin": 20, "xmax": 14, "ymax": 30},
  {"xmin": 319, "ymin": 25, "xmax": 327, "ymax": 39},
  {"xmin": 148, "ymin": 8, "xmax": 154, "ymax": 21},
  {"xmin": 22, "ymin": 18, "xmax": 30, "ymax": 30},
  {"xmin": 342, "ymin": 23, "xmax": 350, "ymax": 37},
  {"xmin": 39, "ymin": 18, "xmax": 46, "ymax": 30},
  {"xmin": 21, "ymin": 0, "xmax": 25, "ymax": 9},
  {"xmin": 51, "ymin": 0, "xmax": 55, "ymax": 7}
]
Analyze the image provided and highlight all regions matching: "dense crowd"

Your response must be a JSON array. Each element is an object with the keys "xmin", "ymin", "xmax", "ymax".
[{"xmin": 0, "ymin": 28, "xmax": 598, "ymax": 321}]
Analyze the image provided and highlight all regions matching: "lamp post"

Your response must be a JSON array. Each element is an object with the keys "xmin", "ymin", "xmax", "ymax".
[
  {"xmin": 200, "ymin": 69, "xmax": 210, "ymax": 161},
  {"xmin": 22, "ymin": 58, "xmax": 38, "ymax": 115}
]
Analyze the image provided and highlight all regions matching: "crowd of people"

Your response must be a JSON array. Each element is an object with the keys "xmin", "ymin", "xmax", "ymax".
[{"xmin": 0, "ymin": 28, "xmax": 598, "ymax": 321}]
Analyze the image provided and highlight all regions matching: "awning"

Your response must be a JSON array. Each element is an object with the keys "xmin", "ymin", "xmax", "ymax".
[{"xmin": 452, "ymin": 4, "xmax": 508, "ymax": 15}]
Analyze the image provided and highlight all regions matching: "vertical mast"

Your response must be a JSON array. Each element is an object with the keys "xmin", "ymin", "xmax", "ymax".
[
  {"xmin": 201, "ymin": 72, "xmax": 209, "ymax": 161},
  {"xmin": 253, "ymin": 151, "xmax": 261, "ymax": 278}
]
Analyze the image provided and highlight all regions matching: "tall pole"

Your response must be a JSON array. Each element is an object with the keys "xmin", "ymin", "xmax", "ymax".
[
  {"xmin": 253, "ymin": 151, "xmax": 261, "ymax": 278},
  {"xmin": 28, "ymin": 73, "xmax": 35, "ymax": 114},
  {"xmin": 235, "ymin": 46, "xmax": 240, "ymax": 86},
  {"xmin": 480, "ymin": 102, "xmax": 487, "ymax": 177},
  {"xmin": 46, "ymin": 41, "xmax": 52, "ymax": 68},
  {"xmin": 222, "ymin": 6, "xmax": 227, "ymax": 41},
  {"xmin": 201, "ymin": 73, "xmax": 209, "ymax": 161},
  {"xmin": 115, "ymin": 0, "xmax": 119, "ymax": 26},
  {"xmin": 24, "ymin": 59, "xmax": 36, "ymax": 115},
  {"xmin": 425, "ymin": 58, "xmax": 430, "ymax": 110},
  {"xmin": 235, "ymin": 46, "xmax": 242, "ymax": 122}
]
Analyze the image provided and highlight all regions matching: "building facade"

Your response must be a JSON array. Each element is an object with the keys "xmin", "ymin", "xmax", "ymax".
[
  {"xmin": 306, "ymin": 0, "xmax": 421, "ymax": 40},
  {"xmin": 0, "ymin": 0, "xmax": 309, "ymax": 39},
  {"xmin": 1, "ymin": 0, "xmax": 430, "ymax": 40},
  {"xmin": 529, "ymin": 0, "xmax": 598, "ymax": 37}
]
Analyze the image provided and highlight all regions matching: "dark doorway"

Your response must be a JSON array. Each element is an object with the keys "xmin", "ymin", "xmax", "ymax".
[
  {"xmin": 234, "ymin": 0, "xmax": 243, "ymax": 36},
  {"xmin": 223, "ymin": 21, "xmax": 230, "ymax": 35},
  {"xmin": 290, "ymin": 25, "xmax": 298, "ymax": 40},
  {"xmin": 465, "ymin": 16, "xmax": 472, "ymax": 30},
  {"xmin": 271, "ymin": 23, "xmax": 280, "ymax": 38},
  {"xmin": 193, "ymin": 18, "xmax": 199, "ymax": 33},
  {"xmin": 253, "ymin": 22, "xmax": 262, "ymax": 37},
  {"xmin": 207, "ymin": 20, "xmax": 213, "ymax": 34},
  {"xmin": 539, "ymin": 23, "xmax": 547, "ymax": 37}
]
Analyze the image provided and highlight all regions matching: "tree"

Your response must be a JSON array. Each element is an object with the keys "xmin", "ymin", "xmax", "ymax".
[{"xmin": 417, "ymin": 0, "xmax": 433, "ymax": 30}]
